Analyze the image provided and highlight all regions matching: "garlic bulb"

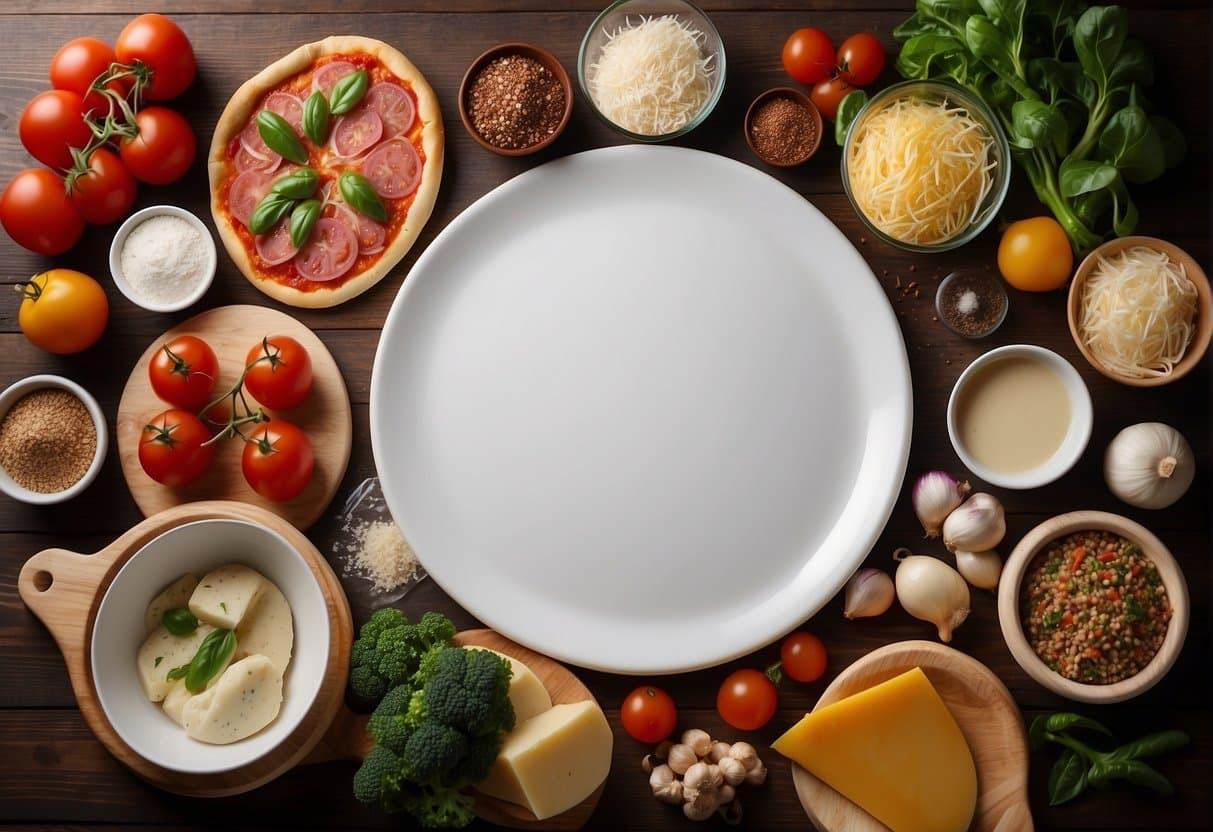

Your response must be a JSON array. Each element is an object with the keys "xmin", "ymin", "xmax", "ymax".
[
  {"xmin": 667, "ymin": 743, "xmax": 697, "ymax": 775},
  {"xmin": 843, "ymin": 568, "xmax": 896, "ymax": 619},
  {"xmin": 912, "ymin": 471, "xmax": 971, "ymax": 537},
  {"xmin": 681, "ymin": 728, "xmax": 712, "ymax": 757},
  {"xmin": 943, "ymin": 492, "xmax": 1005, "ymax": 552},
  {"xmin": 893, "ymin": 549, "xmax": 971, "ymax": 642},
  {"xmin": 1104, "ymin": 422, "xmax": 1195, "ymax": 509},
  {"xmin": 954, "ymin": 549, "xmax": 1002, "ymax": 590},
  {"xmin": 717, "ymin": 756, "xmax": 746, "ymax": 786},
  {"xmin": 650, "ymin": 764, "xmax": 684, "ymax": 804},
  {"xmin": 707, "ymin": 741, "xmax": 732, "ymax": 763}
]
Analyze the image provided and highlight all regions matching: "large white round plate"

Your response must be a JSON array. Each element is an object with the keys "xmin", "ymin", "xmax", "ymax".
[{"xmin": 371, "ymin": 146, "xmax": 911, "ymax": 673}]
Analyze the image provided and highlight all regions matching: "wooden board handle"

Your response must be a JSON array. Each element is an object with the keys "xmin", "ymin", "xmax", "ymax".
[
  {"xmin": 18, "ymin": 547, "xmax": 110, "ymax": 655},
  {"xmin": 991, "ymin": 799, "xmax": 1033, "ymax": 832}
]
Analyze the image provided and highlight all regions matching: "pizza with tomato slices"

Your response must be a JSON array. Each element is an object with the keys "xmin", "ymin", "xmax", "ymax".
[{"xmin": 208, "ymin": 36, "xmax": 442, "ymax": 308}]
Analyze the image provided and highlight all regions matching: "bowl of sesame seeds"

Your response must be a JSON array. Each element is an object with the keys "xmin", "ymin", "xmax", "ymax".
[
  {"xmin": 998, "ymin": 510, "xmax": 1190, "ymax": 704},
  {"xmin": 459, "ymin": 42, "xmax": 573, "ymax": 157},
  {"xmin": 0, "ymin": 374, "xmax": 107, "ymax": 505}
]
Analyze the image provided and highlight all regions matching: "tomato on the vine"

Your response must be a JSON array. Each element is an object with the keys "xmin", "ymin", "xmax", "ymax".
[
  {"xmin": 781, "ymin": 28, "xmax": 835, "ymax": 86},
  {"xmin": 717, "ymin": 668, "xmax": 778, "ymax": 731},
  {"xmin": 620, "ymin": 686, "xmax": 678, "ymax": 743},
  {"xmin": 810, "ymin": 76, "xmax": 857, "ymax": 121},
  {"xmin": 115, "ymin": 14, "xmax": 197, "ymax": 101},
  {"xmin": 0, "ymin": 168, "xmax": 85, "ymax": 255},
  {"xmin": 17, "ymin": 269, "xmax": 108, "ymax": 355},
  {"xmin": 119, "ymin": 106, "xmax": 196, "ymax": 184},
  {"xmin": 836, "ymin": 33, "xmax": 885, "ymax": 87},
  {"xmin": 778, "ymin": 632, "xmax": 828, "ymax": 683},
  {"xmin": 139, "ymin": 409, "xmax": 215, "ymax": 487},
  {"xmin": 242, "ymin": 421, "xmax": 314, "ymax": 501},
  {"xmin": 50, "ymin": 37, "xmax": 127, "ymax": 115},
  {"xmin": 69, "ymin": 148, "xmax": 137, "ymax": 225},
  {"xmin": 243, "ymin": 336, "xmax": 314, "ymax": 410},
  {"xmin": 149, "ymin": 335, "xmax": 219, "ymax": 410},
  {"xmin": 19, "ymin": 90, "xmax": 93, "ymax": 171}
]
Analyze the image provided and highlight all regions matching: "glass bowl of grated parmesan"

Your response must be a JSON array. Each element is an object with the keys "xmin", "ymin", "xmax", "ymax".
[
  {"xmin": 109, "ymin": 205, "xmax": 217, "ymax": 312},
  {"xmin": 579, "ymin": 0, "xmax": 725, "ymax": 142}
]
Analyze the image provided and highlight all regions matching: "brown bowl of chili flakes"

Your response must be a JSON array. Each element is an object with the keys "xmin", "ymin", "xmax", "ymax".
[
  {"xmin": 459, "ymin": 42, "xmax": 573, "ymax": 157},
  {"xmin": 998, "ymin": 510, "xmax": 1189, "ymax": 704}
]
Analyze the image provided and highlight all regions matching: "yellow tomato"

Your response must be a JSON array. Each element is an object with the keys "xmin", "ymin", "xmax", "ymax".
[
  {"xmin": 17, "ymin": 268, "xmax": 109, "ymax": 354},
  {"xmin": 997, "ymin": 217, "xmax": 1074, "ymax": 292}
]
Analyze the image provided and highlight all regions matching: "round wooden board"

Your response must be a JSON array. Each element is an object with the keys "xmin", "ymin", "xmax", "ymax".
[
  {"xmin": 307, "ymin": 629, "xmax": 606, "ymax": 831},
  {"xmin": 790, "ymin": 641, "xmax": 1033, "ymax": 832},
  {"xmin": 116, "ymin": 305, "xmax": 352, "ymax": 530},
  {"xmin": 16, "ymin": 501, "xmax": 354, "ymax": 797}
]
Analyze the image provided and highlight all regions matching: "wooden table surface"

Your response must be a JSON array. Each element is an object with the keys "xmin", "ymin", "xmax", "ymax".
[{"xmin": 0, "ymin": 2, "xmax": 1208, "ymax": 830}]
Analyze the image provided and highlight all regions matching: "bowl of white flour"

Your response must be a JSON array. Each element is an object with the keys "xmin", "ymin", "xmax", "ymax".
[{"xmin": 110, "ymin": 205, "xmax": 217, "ymax": 312}]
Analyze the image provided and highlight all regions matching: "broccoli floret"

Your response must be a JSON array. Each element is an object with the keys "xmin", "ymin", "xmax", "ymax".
[
  {"xmin": 402, "ymin": 781, "xmax": 477, "ymax": 829},
  {"xmin": 353, "ymin": 744, "xmax": 405, "ymax": 807},
  {"xmin": 367, "ymin": 683, "xmax": 416, "ymax": 755},
  {"xmin": 349, "ymin": 608, "xmax": 456, "ymax": 703},
  {"xmin": 449, "ymin": 732, "xmax": 504, "ymax": 786},
  {"xmin": 421, "ymin": 647, "xmax": 516, "ymax": 738},
  {"xmin": 401, "ymin": 721, "xmax": 469, "ymax": 782}
]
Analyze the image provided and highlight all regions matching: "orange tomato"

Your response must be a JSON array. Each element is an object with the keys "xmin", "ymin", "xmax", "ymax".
[
  {"xmin": 997, "ymin": 217, "xmax": 1073, "ymax": 292},
  {"xmin": 17, "ymin": 269, "xmax": 108, "ymax": 354}
]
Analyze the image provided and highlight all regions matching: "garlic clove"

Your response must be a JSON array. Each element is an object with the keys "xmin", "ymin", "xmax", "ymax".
[
  {"xmin": 942, "ymin": 492, "xmax": 1005, "ymax": 552},
  {"xmin": 954, "ymin": 549, "xmax": 1003, "ymax": 591},
  {"xmin": 843, "ymin": 568, "xmax": 896, "ymax": 619},
  {"xmin": 718, "ymin": 755, "xmax": 747, "ymax": 786},
  {"xmin": 681, "ymin": 728, "xmax": 712, "ymax": 758},
  {"xmin": 707, "ymin": 740, "xmax": 732, "ymax": 763},
  {"xmin": 893, "ymin": 550, "xmax": 971, "ymax": 642},
  {"xmin": 667, "ymin": 742, "xmax": 697, "ymax": 775},
  {"xmin": 912, "ymin": 471, "xmax": 971, "ymax": 537},
  {"xmin": 727, "ymin": 741, "xmax": 759, "ymax": 771}
]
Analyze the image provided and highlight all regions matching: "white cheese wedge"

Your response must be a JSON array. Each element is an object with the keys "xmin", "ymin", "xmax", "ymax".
[
  {"xmin": 189, "ymin": 565, "xmax": 267, "ymax": 629},
  {"xmin": 234, "ymin": 583, "xmax": 294, "ymax": 674},
  {"xmin": 475, "ymin": 700, "xmax": 612, "ymax": 820},
  {"xmin": 478, "ymin": 648, "xmax": 552, "ymax": 723},
  {"xmin": 143, "ymin": 574, "xmax": 198, "ymax": 635},
  {"xmin": 182, "ymin": 654, "xmax": 283, "ymax": 745},
  {"xmin": 136, "ymin": 623, "xmax": 217, "ymax": 703},
  {"xmin": 161, "ymin": 646, "xmax": 235, "ymax": 727}
]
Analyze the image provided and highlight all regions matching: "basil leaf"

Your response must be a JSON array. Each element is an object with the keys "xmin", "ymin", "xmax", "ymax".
[
  {"xmin": 162, "ymin": 607, "xmax": 199, "ymax": 636},
  {"xmin": 834, "ymin": 90, "xmax": 868, "ymax": 147},
  {"xmin": 1074, "ymin": 5, "xmax": 1127, "ymax": 94},
  {"xmin": 1045, "ymin": 712, "xmax": 1113, "ymax": 737},
  {"xmin": 165, "ymin": 664, "xmax": 189, "ymax": 682},
  {"xmin": 249, "ymin": 192, "xmax": 297, "ymax": 235},
  {"xmin": 257, "ymin": 110, "xmax": 309, "ymax": 164},
  {"xmin": 338, "ymin": 171, "xmax": 388, "ymax": 223},
  {"xmin": 303, "ymin": 90, "xmax": 331, "ymax": 146},
  {"xmin": 184, "ymin": 629, "xmax": 237, "ymax": 694},
  {"xmin": 271, "ymin": 167, "xmax": 320, "ymax": 200},
  {"xmin": 290, "ymin": 199, "xmax": 322, "ymax": 249},
  {"xmin": 1119, "ymin": 760, "xmax": 1176, "ymax": 794},
  {"xmin": 1012, "ymin": 100, "xmax": 1068, "ymax": 154},
  {"xmin": 1099, "ymin": 105, "xmax": 1166, "ymax": 184},
  {"xmin": 1109, "ymin": 729, "xmax": 1190, "ymax": 762},
  {"xmin": 1048, "ymin": 749, "xmax": 1089, "ymax": 806},
  {"xmin": 1059, "ymin": 159, "xmax": 1118, "ymax": 198},
  {"xmin": 329, "ymin": 69, "xmax": 370, "ymax": 116}
]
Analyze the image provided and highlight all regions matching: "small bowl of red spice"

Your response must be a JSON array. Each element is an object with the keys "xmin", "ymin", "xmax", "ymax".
[
  {"xmin": 0, "ymin": 374, "xmax": 107, "ymax": 505},
  {"xmin": 745, "ymin": 87, "xmax": 823, "ymax": 167},
  {"xmin": 459, "ymin": 42, "xmax": 573, "ymax": 157}
]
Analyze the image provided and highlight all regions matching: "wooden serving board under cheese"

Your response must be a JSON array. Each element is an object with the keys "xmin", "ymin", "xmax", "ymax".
[{"xmin": 789, "ymin": 641, "xmax": 1032, "ymax": 832}]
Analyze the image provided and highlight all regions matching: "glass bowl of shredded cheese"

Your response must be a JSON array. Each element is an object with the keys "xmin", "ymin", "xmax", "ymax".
[
  {"xmin": 841, "ymin": 80, "xmax": 1010, "ymax": 252},
  {"xmin": 579, "ymin": 0, "xmax": 725, "ymax": 142},
  {"xmin": 1067, "ymin": 236, "xmax": 1212, "ymax": 387}
]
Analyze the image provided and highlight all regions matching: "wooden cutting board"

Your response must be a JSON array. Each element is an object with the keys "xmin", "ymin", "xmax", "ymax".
[
  {"xmin": 790, "ymin": 641, "xmax": 1032, "ymax": 832},
  {"xmin": 116, "ymin": 305, "xmax": 352, "ymax": 530}
]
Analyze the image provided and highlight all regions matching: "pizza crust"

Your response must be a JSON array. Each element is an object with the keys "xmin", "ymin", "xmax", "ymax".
[{"xmin": 209, "ymin": 35, "xmax": 444, "ymax": 309}]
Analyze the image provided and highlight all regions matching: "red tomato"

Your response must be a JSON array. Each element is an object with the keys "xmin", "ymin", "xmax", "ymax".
[
  {"xmin": 779, "ymin": 632, "xmax": 828, "ymax": 683},
  {"xmin": 811, "ymin": 76, "xmax": 857, "ymax": 121},
  {"xmin": 717, "ymin": 669, "xmax": 778, "ymax": 731},
  {"xmin": 149, "ymin": 335, "xmax": 219, "ymax": 410},
  {"xmin": 139, "ymin": 409, "xmax": 215, "ymax": 487},
  {"xmin": 836, "ymin": 33, "xmax": 886, "ymax": 87},
  {"xmin": 19, "ymin": 90, "xmax": 93, "ymax": 171},
  {"xmin": 0, "ymin": 168, "xmax": 85, "ymax": 255},
  {"xmin": 69, "ymin": 148, "xmax": 137, "ymax": 225},
  {"xmin": 781, "ymin": 28, "xmax": 835, "ymax": 86},
  {"xmin": 242, "ymin": 421, "xmax": 315, "ymax": 501},
  {"xmin": 243, "ymin": 336, "xmax": 313, "ymax": 410},
  {"xmin": 119, "ymin": 106, "xmax": 196, "ymax": 184},
  {"xmin": 50, "ymin": 37, "xmax": 126, "ymax": 115},
  {"xmin": 115, "ymin": 14, "xmax": 197, "ymax": 101},
  {"xmin": 620, "ymin": 686, "xmax": 678, "ymax": 743}
]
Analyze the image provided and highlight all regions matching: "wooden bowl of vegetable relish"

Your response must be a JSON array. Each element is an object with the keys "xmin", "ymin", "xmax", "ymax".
[{"xmin": 997, "ymin": 511, "xmax": 1189, "ymax": 704}]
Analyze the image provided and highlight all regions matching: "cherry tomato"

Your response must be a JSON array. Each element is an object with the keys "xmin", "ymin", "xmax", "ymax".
[
  {"xmin": 779, "ymin": 632, "xmax": 828, "ymax": 683},
  {"xmin": 0, "ymin": 168, "xmax": 85, "ymax": 256},
  {"xmin": 836, "ymin": 33, "xmax": 885, "ymax": 87},
  {"xmin": 149, "ymin": 335, "xmax": 219, "ymax": 410},
  {"xmin": 139, "ymin": 409, "xmax": 215, "ymax": 487},
  {"xmin": 115, "ymin": 14, "xmax": 197, "ymax": 101},
  {"xmin": 50, "ymin": 37, "xmax": 126, "ymax": 115},
  {"xmin": 997, "ymin": 217, "xmax": 1074, "ymax": 292},
  {"xmin": 717, "ymin": 668, "xmax": 778, "ymax": 731},
  {"xmin": 69, "ymin": 148, "xmax": 137, "ymax": 225},
  {"xmin": 19, "ymin": 90, "xmax": 93, "ymax": 171},
  {"xmin": 17, "ymin": 269, "xmax": 108, "ymax": 355},
  {"xmin": 119, "ymin": 106, "xmax": 196, "ymax": 185},
  {"xmin": 810, "ymin": 76, "xmax": 857, "ymax": 121},
  {"xmin": 243, "ymin": 336, "xmax": 313, "ymax": 410},
  {"xmin": 620, "ymin": 686, "xmax": 678, "ymax": 743},
  {"xmin": 782, "ymin": 28, "xmax": 835, "ymax": 86},
  {"xmin": 242, "ymin": 421, "xmax": 315, "ymax": 501}
]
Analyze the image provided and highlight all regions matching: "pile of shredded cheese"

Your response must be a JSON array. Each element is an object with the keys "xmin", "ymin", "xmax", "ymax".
[
  {"xmin": 1079, "ymin": 245, "xmax": 1199, "ymax": 378},
  {"xmin": 344, "ymin": 519, "xmax": 422, "ymax": 594},
  {"xmin": 587, "ymin": 15, "xmax": 713, "ymax": 136},
  {"xmin": 846, "ymin": 96, "xmax": 997, "ymax": 245}
]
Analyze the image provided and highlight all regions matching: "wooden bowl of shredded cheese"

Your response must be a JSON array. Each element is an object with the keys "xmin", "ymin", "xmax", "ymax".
[{"xmin": 1068, "ymin": 236, "xmax": 1212, "ymax": 387}]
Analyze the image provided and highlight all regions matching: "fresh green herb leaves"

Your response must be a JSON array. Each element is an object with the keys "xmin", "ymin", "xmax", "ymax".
[
  {"xmin": 165, "ymin": 629, "xmax": 237, "ymax": 693},
  {"xmin": 154, "ymin": 656, "xmax": 164, "ymax": 668},
  {"xmin": 290, "ymin": 199, "xmax": 322, "ymax": 249},
  {"xmin": 330, "ymin": 70, "xmax": 370, "ymax": 116},
  {"xmin": 1030, "ymin": 713, "xmax": 1188, "ymax": 806},
  {"xmin": 339, "ymin": 171, "xmax": 388, "ymax": 222},
  {"xmin": 251, "ymin": 167, "xmax": 324, "ymax": 244},
  {"xmin": 257, "ymin": 110, "xmax": 309, "ymax": 165},
  {"xmin": 162, "ymin": 607, "xmax": 199, "ymax": 636},
  {"xmin": 834, "ymin": 89, "xmax": 869, "ymax": 146},
  {"xmin": 249, "ymin": 192, "xmax": 296, "ymax": 235},
  {"xmin": 304, "ymin": 90, "xmax": 331, "ymax": 146},
  {"xmin": 271, "ymin": 167, "xmax": 321, "ymax": 200}
]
